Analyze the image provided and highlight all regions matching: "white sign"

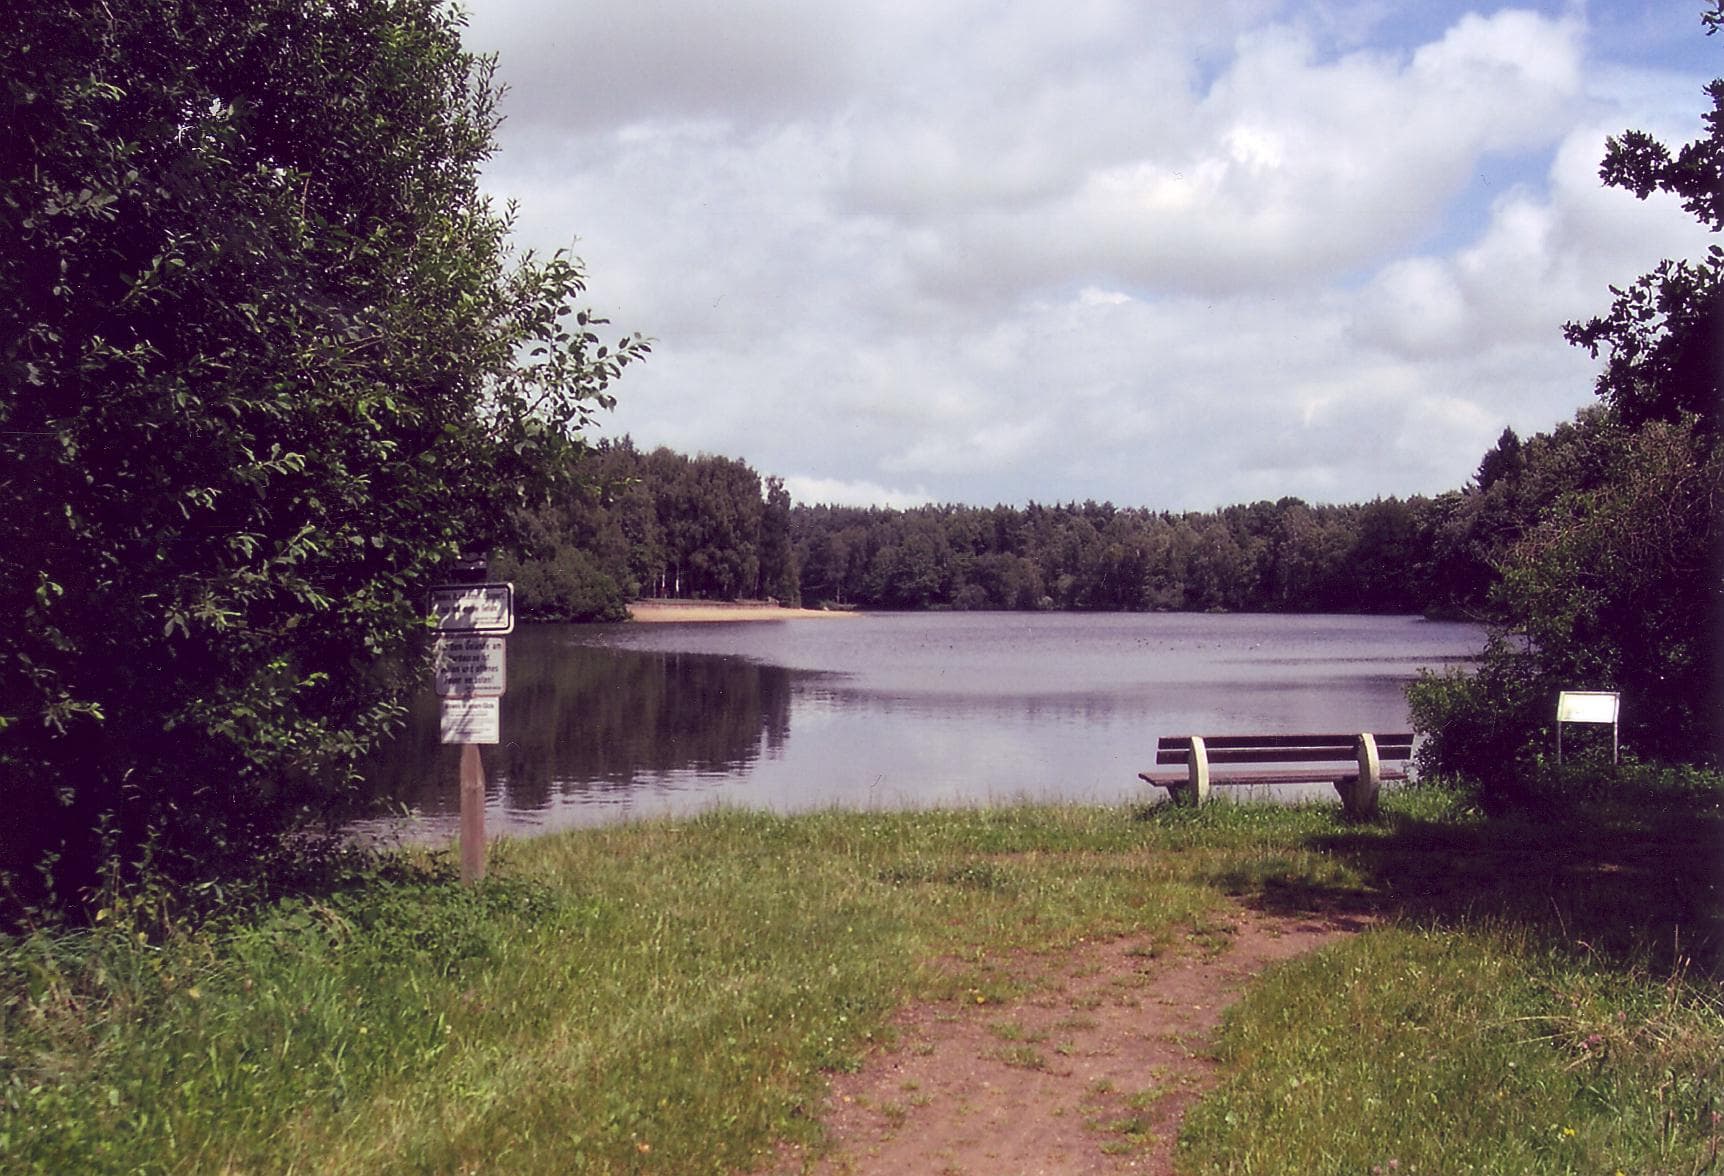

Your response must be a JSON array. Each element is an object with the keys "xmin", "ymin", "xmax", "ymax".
[
  {"xmin": 429, "ymin": 582, "xmax": 515, "ymax": 634},
  {"xmin": 440, "ymin": 697, "xmax": 500, "ymax": 745},
  {"xmin": 1557, "ymin": 691, "xmax": 1619, "ymax": 724},
  {"xmin": 434, "ymin": 636, "xmax": 507, "ymax": 698}
]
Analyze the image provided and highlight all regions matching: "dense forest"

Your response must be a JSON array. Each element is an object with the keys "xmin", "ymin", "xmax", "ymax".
[{"xmin": 499, "ymin": 414, "xmax": 1612, "ymax": 624}]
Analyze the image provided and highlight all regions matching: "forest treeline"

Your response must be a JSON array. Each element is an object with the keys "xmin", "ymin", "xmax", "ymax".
[{"xmin": 499, "ymin": 416, "xmax": 1601, "ymax": 623}]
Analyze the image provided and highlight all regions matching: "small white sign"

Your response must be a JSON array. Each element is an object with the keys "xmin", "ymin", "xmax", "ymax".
[
  {"xmin": 1557, "ymin": 690, "xmax": 1619, "ymax": 724},
  {"xmin": 434, "ymin": 636, "xmax": 507, "ymax": 698},
  {"xmin": 440, "ymin": 697, "xmax": 500, "ymax": 745},
  {"xmin": 429, "ymin": 582, "xmax": 515, "ymax": 634}
]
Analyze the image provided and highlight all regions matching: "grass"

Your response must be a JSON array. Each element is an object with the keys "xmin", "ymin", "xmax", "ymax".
[
  {"xmin": 1179, "ymin": 765, "xmax": 1724, "ymax": 1175},
  {"xmin": 1181, "ymin": 926, "xmax": 1724, "ymax": 1174},
  {"xmin": 0, "ymin": 770, "xmax": 1718, "ymax": 1173}
]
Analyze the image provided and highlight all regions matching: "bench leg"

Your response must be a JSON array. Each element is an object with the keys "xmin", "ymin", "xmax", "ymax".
[
  {"xmin": 1185, "ymin": 736, "xmax": 1211, "ymax": 807},
  {"xmin": 1340, "ymin": 732, "xmax": 1381, "ymax": 818}
]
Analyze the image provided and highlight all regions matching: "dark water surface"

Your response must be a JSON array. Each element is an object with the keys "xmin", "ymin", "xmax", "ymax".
[{"xmin": 352, "ymin": 612, "xmax": 1484, "ymax": 842}]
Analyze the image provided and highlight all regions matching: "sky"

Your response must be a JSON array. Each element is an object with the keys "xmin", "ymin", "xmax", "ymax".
[{"xmin": 462, "ymin": 1, "xmax": 1719, "ymax": 512}]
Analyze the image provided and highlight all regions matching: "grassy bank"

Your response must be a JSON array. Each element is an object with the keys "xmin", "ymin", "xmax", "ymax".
[{"xmin": 2, "ymin": 777, "xmax": 1719, "ymax": 1173}]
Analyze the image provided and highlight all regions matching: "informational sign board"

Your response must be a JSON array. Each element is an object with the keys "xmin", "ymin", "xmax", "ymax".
[
  {"xmin": 428, "ymin": 582, "xmax": 515, "ymax": 635},
  {"xmin": 433, "ymin": 636, "xmax": 507, "ymax": 698},
  {"xmin": 440, "ymin": 697, "xmax": 500, "ymax": 745},
  {"xmin": 1556, "ymin": 691, "xmax": 1619, "ymax": 724},
  {"xmin": 1555, "ymin": 690, "xmax": 1619, "ymax": 764}
]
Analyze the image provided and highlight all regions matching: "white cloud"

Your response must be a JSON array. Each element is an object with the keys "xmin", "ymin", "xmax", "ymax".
[
  {"xmin": 1352, "ymin": 121, "xmax": 1713, "ymax": 365},
  {"xmin": 466, "ymin": 0, "xmax": 1720, "ymax": 512},
  {"xmin": 889, "ymin": 9, "xmax": 1587, "ymax": 301},
  {"xmin": 782, "ymin": 475, "xmax": 934, "ymax": 509}
]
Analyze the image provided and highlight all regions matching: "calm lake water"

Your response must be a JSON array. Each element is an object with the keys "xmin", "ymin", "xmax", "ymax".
[{"xmin": 351, "ymin": 612, "xmax": 1484, "ymax": 842}]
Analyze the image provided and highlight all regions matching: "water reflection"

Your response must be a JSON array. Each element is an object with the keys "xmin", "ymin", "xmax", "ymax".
[
  {"xmin": 355, "ymin": 628, "xmax": 799, "ymax": 837},
  {"xmin": 353, "ymin": 613, "xmax": 1484, "ymax": 842}
]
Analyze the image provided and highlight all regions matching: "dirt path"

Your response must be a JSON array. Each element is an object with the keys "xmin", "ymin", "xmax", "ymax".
[{"xmin": 760, "ymin": 904, "xmax": 1372, "ymax": 1175}]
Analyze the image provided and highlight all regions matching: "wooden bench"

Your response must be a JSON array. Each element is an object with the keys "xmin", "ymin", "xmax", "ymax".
[{"xmin": 1138, "ymin": 732, "xmax": 1414, "ymax": 818}]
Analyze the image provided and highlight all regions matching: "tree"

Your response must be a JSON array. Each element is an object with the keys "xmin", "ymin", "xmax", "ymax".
[
  {"xmin": 1415, "ymin": 6, "xmax": 1724, "ymax": 776},
  {"xmin": 1564, "ymin": 13, "xmax": 1722, "ymax": 434},
  {"xmin": 0, "ymin": 0, "xmax": 646, "ymax": 905},
  {"xmin": 1475, "ymin": 427, "xmax": 1524, "ymax": 491},
  {"xmin": 757, "ymin": 476, "xmax": 799, "ymax": 604}
]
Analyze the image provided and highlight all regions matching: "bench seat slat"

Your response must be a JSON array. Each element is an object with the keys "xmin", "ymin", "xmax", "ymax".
[
  {"xmin": 1156, "ymin": 733, "xmax": 1412, "ymax": 751},
  {"xmin": 1156, "ymin": 735, "xmax": 1412, "ymax": 763},
  {"xmin": 1155, "ymin": 746, "xmax": 1413, "ymax": 766},
  {"xmin": 1139, "ymin": 767, "xmax": 1411, "ymax": 788},
  {"xmin": 1158, "ymin": 745, "xmax": 1362, "ymax": 765}
]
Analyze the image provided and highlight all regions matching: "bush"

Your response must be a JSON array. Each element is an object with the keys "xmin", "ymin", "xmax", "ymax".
[{"xmin": 1408, "ymin": 638, "xmax": 1555, "ymax": 811}]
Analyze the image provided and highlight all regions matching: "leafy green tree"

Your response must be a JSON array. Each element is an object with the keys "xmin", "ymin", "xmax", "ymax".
[
  {"xmin": 0, "ymin": 0, "xmax": 645, "ymax": 904},
  {"xmin": 758, "ymin": 476, "xmax": 799, "ymax": 604},
  {"xmin": 1415, "ymin": 6, "xmax": 1724, "ymax": 776},
  {"xmin": 1412, "ymin": 414, "xmax": 1721, "ymax": 781},
  {"xmin": 1348, "ymin": 498, "xmax": 1421, "ymax": 613},
  {"xmin": 1564, "ymin": 20, "xmax": 1721, "ymax": 433}
]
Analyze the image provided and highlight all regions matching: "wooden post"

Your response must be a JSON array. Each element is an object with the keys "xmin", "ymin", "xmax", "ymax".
[{"xmin": 460, "ymin": 742, "xmax": 486, "ymax": 883}]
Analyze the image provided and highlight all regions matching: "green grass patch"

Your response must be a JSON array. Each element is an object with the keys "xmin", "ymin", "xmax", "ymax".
[
  {"xmin": 1181, "ymin": 926, "xmax": 1724, "ymax": 1174},
  {"xmin": 0, "ymin": 776, "xmax": 1717, "ymax": 1173},
  {"xmin": 0, "ymin": 804, "xmax": 1247, "ymax": 1172},
  {"xmin": 1177, "ymin": 766, "xmax": 1724, "ymax": 1175}
]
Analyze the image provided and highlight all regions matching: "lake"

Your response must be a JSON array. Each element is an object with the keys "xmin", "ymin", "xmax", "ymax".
[{"xmin": 351, "ymin": 612, "xmax": 1484, "ymax": 843}]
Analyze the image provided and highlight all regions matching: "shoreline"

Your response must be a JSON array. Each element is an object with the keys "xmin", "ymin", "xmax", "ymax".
[{"xmin": 626, "ymin": 599, "xmax": 862, "ymax": 623}]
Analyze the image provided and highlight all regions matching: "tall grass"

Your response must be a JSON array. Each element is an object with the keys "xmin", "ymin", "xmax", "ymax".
[{"xmin": 0, "ymin": 777, "xmax": 1717, "ymax": 1173}]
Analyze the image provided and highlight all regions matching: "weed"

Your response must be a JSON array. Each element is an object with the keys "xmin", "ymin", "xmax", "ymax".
[{"xmin": 996, "ymin": 1044, "xmax": 1049, "ymax": 1070}]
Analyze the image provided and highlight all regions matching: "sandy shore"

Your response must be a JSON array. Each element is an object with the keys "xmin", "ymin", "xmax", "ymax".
[{"xmin": 626, "ymin": 599, "xmax": 862, "ymax": 623}]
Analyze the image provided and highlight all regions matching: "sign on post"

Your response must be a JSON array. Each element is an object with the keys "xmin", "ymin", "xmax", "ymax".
[
  {"xmin": 1556, "ymin": 690, "xmax": 1619, "ymax": 764},
  {"xmin": 428, "ymin": 579, "xmax": 513, "ymax": 885}
]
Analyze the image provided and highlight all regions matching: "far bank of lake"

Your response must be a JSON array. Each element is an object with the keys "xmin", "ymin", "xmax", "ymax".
[{"xmin": 353, "ymin": 611, "xmax": 1484, "ymax": 842}]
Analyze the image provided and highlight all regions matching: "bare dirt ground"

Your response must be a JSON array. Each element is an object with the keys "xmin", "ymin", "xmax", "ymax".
[{"xmin": 759, "ymin": 902, "xmax": 1374, "ymax": 1175}]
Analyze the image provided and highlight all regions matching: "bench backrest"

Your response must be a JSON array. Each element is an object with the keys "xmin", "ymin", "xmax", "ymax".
[{"xmin": 1155, "ymin": 733, "xmax": 1414, "ymax": 766}]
